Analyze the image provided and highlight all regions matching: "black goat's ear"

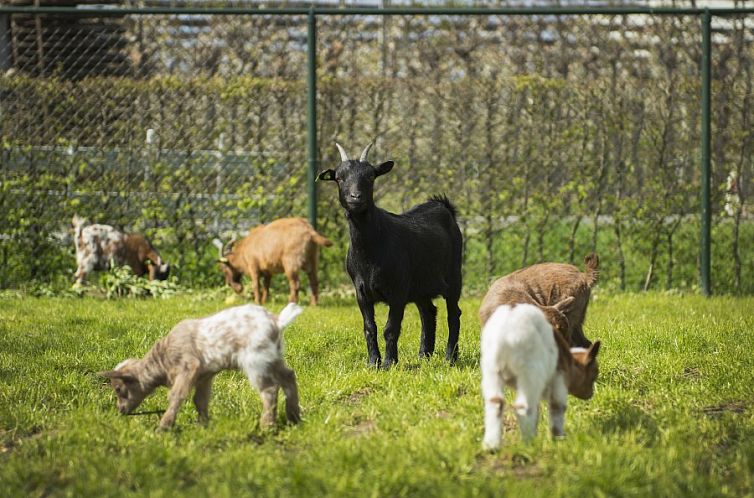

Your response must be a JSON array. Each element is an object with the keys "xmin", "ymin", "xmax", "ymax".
[
  {"xmin": 374, "ymin": 161, "xmax": 394, "ymax": 177},
  {"xmin": 317, "ymin": 169, "xmax": 336, "ymax": 182}
]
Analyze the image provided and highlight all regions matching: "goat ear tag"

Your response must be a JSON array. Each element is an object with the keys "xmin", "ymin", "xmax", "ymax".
[
  {"xmin": 218, "ymin": 257, "xmax": 229, "ymax": 264},
  {"xmin": 317, "ymin": 169, "xmax": 336, "ymax": 182}
]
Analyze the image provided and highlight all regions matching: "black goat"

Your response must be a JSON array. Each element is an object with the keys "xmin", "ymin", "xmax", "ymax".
[{"xmin": 317, "ymin": 142, "xmax": 463, "ymax": 368}]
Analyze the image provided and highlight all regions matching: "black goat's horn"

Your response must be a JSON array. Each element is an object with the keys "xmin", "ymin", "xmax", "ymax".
[
  {"xmin": 359, "ymin": 142, "xmax": 373, "ymax": 162},
  {"xmin": 335, "ymin": 143, "xmax": 349, "ymax": 162}
]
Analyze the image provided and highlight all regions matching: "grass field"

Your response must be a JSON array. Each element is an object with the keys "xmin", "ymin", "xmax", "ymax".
[{"xmin": 1, "ymin": 292, "xmax": 753, "ymax": 497}]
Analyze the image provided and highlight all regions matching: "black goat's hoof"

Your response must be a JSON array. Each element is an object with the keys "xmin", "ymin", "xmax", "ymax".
[{"xmin": 381, "ymin": 358, "xmax": 397, "ymax": 370}]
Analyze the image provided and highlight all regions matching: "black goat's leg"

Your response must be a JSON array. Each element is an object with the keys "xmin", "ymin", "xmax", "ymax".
[
  {"xmin": 383, "ymin": 304, "xmax": 405, "ymax": 369},
  {"xmin": 357, "ymin": 293, "xmax": 381, "ymax": 367},
  {"xmin": 445, "ymin": 298, "xmax": 461, "ymax": 364},
  {"xmin": 416, "ymin": 299, "xmax": 437, "ymax": 358}
]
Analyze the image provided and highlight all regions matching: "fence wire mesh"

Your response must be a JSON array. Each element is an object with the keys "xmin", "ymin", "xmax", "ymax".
[{"xmin": 1, "ymin": 8, "xmax": 753, "ymax": 293}]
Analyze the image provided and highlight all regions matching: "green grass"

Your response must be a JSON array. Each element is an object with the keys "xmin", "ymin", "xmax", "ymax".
[{"xmin": 1, "ymin": 293, "xmax": 753, "ymax": 497}]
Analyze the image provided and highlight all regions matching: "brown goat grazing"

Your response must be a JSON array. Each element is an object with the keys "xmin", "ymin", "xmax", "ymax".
[
  {"xmin": 214, "ymin": 217, "xmax": 333, "ymax": 305},
  {"xmin": 72, "ymin": 215, "xmax": 169, "ymax": 285},
  {"xmin": 479, "ymin": 254, "xmax": 599, "ymax": 347}
]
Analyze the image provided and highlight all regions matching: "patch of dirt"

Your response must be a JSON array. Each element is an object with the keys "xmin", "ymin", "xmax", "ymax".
[
  {"xmin": 246, "ymin": 433, "xmax": 266, "ymax": 445},
  {"xmin": 345, "ymin": 415, "xmax": 377, "ymax": 437},
  {"xmin": 345, "ymin": 416, "xmax": 376, "ymax": 437},
  {"xmin": 682, "ymin": 367, "xmax": 701, "ymax": 379},
  {"xmin": 0, "ymin": 427, "xmax": 45, "ymax": 455},
  {"xmin": 701, "ymin": 400, "xmax": 749, "ymax": 417},
  {"xmin": 344, "ymin": 387, "xmax": 373, "ymax": 405},
  {"xmin": 473, "ymin": 451, "xmax": 544, "ymax": 479}
]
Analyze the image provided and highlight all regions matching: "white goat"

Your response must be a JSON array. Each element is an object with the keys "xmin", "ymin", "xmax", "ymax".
[
  {"xmin": 100, "ymin": 303, "xmax": 303, "ymax": 430},
  {"xmin": 480, "ymin": 303, "xmax": 600, "ymax": 449}
]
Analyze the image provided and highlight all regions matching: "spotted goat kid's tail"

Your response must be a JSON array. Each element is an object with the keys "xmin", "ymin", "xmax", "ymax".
[{"xmin": 277, "ymin": 303, "xmax": 304, "ymax": 330}]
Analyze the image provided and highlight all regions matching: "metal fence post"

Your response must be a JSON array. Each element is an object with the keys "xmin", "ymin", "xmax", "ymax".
[
  {"xmin": 0, "ymin": 12, "xmax": 11, "ymax": 71},
  {"xmin": 701, "ymin": 9, "xmax": 712, "ymax": 296},
  {"xmin": 307, "ymin": 8, "xmax": 318, "ymax": 230}
]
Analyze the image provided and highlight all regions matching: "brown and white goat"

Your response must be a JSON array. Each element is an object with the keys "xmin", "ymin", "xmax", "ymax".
[
  {"xmin": 479, "ymin": 254, "xmax": 599, "ymax": 347},
  {"xmin": 72, "ymin": 215, "xmax": 169, "ymax": 285},
  {"xmin": 100, "ymin": 303, "xmax": 303, "ymax": 430},
  {"xmin": 214, "ymin": 217, "xmax": 333, "ymax": 305},
  {"xmin": 481, "ymin": 303, "xmax": 600, "ymax": 448}
]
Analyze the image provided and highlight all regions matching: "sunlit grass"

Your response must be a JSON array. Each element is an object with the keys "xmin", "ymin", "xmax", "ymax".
[{"xmin": 1, "ymin": 293, "xmax": 752, "ymax": 497}]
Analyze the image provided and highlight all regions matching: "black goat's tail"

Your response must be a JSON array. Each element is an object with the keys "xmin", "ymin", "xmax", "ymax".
[{"xmin": 429, "ymin": 194, "xmax": 458, "ymax": 219}]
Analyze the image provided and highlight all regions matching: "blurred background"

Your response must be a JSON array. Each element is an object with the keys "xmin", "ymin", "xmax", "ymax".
[{"xmin": 1, "ymin": 0, "xmax": 752, "ymax": 295}]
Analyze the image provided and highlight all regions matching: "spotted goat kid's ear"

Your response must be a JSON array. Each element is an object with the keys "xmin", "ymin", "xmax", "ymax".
[
  {"xmin": 98, "ymin": 370, "xmax": 137, "ymax": 383},
  {"xmin": 317, "ymin": 169, "xmax": 336, "ymax": 182}
]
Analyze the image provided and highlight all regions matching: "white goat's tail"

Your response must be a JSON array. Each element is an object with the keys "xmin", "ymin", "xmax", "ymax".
[{"xmin": 277, "ymin": 303, "xmax": 304, "ymax": 330}]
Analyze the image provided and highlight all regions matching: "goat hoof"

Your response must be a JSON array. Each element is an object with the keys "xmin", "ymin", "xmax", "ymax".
[
  {"xmin": 381, "ymin": 358, "xmax": 397, "ymax": 370},
  {"xmin": 418, "ymin": 350, "xmax": 433, "ymax": 359},
  {"xmin": 367, "ymin": 356, "xmax": 381, "ymax": 368},
  {"xmin": 286, "ymin": 408, "xmax": 302, "ymax": 424},
  {"xmin": 259, "ymin": 417, "xmax": 275, "ymax": 430},
  {"xmin": 482, "ymin": 440, "xmax": 500, "ymax": 452}
]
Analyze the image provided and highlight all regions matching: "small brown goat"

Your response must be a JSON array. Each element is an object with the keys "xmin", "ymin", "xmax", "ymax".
[
  {"xmin": 479, "ymin": 254, "xmax": 599, "ymax": 347},
  {"xmin": 214, "ymin": 217, "xmax": 333, "ymax": 305}
]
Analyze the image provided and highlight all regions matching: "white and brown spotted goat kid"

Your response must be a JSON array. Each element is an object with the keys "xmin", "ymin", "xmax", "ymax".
[
  {"xmin": 100, "ymin": 303, "xmax": 303, "ymax": 430},
  {"xmin": 480, "ymin": 303, "xmax": 600, "ymax": 449},
  {"xmin": 72, "ymin": 215, "xmax": 169, "ymax": 285}
]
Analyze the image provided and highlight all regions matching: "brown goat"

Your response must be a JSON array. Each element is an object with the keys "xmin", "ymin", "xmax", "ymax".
[
  {"xmin": 215, "ymin": 217, "xmax": 333, "ymax": 305},
  {"xmin": 479, "ymin": 254, "xmax": 599, "ymax": 347}
]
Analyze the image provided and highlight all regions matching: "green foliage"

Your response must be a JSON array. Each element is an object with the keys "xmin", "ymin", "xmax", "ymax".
[
  {"xmin": 99, "ymin": 264, "xmax": 182, "ymax": 299},
  {"xmin": 2, "ymin": 15, "xmax": 753, "ymax": 294},
  {"xmin": 0, "ymin": 295, "xmax": 753, "ymax": 496}
]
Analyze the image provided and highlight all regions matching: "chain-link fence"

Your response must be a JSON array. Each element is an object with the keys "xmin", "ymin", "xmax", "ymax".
[{"xmin": 1, "ymin": 4, "xmax": 753, "ymax": 294}]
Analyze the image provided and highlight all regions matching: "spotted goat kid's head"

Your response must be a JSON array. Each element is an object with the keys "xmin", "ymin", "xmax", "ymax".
[
  {"xmin": 317, "ymin": 142, "xmax": 394, "ymax": 215},
  {"xmin": 99, "ymin": 361, "xmax": 150, "ymax": 415}
]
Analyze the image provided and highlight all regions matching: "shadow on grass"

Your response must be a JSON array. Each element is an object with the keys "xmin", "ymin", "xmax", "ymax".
[{"xmin": 596, "ymin": 399, "xmax": 659, "ymax": 445}]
